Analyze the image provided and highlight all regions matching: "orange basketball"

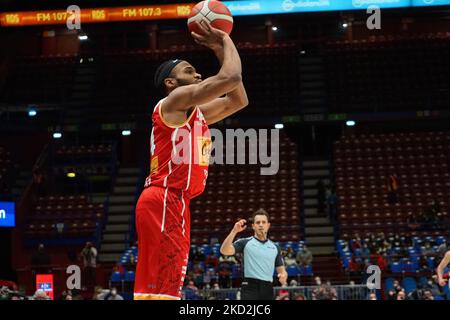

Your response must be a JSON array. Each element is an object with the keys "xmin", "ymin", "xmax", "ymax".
[{"xmin": 187, "ymin": 0, "xmax": 233, "ymax": 35}]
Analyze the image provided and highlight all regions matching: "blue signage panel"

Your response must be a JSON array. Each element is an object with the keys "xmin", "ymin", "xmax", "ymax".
[
  {"xmin": 412, "ymin": 0, "xmax": 450, "ymax": 6},
  {"xmin": 0, "ymin": 201, "xmax": 15, "ymax": 227},
  {"xmin": 224, "ymin": 0, "xmax": 412, "ymax": 16}
]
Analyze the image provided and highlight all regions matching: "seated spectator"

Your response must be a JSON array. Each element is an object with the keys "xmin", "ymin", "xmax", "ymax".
[
  {"xmin": 351, "ymin": 237, "xmax": 362, "ymax": 251},
  {"xmin": 367, "ymin": 292, "xmax": 377, "ymax": 300},
  {"xmin": 348, "ymin": 257, "xmax": 362, "ymax": 275},
  {"xmin": 285, "ymin": 248, "xmax": 298, "ymax": 268},
  {"xmin": 192, "ymin": 248, "xmax": 205, "ymax": 264},
  {"xmin": 205, "ymin": 252, "xmax": 219, "ymax": 269},
  {"xmin": 103, "ymin": 287, "xmax": 124, "ymax": 300},
  {"xmin": 184, "ymin": 281, "xmax": 201, "ymax": 300},
  {"xmin": 294, "ymin": 293, "xmax": 306, "ymax": 300},
  {"xmin": 360, "ymin": 244, "xmax": 371, "ymax": 258},
  {"xmin": 193, "ymin": 262, "xmax": 205, "ymax": 287},
  {"xmin": 396, "ymin": 290, "xmax": 406, "ymax": 300},
  {"xmin": 275, "ymin": 284, "xmax": 289, "ymax": 300},
  {"xmin": 219, "ymin": 254, "xmax": 237, "ymax": 265},
  {"xmin": 32, "ymin": 289, "xmax": 50, "ymax": 300},
  {"xmin": 422, "ymin": 241, "xmax": 434, "ymax": 256},
  {"xmin": 112, "ymin": 262, "xmax": 125, "ymax": 274},
  {"xmin": 296, "ymin": 245, "xmax": 313, "ymax": 266},
  {"xmin": 418, "ymin": 255, "xmax": 430, "ymax": 273},
  {"xmin": 289, "ymin": 279, "xmax": 298, "ymax": 287}
]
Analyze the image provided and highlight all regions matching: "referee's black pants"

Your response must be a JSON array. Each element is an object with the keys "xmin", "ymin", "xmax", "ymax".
[{"xmin": 240, "ymin": 278, "xmax": 273, "ymax": 300}]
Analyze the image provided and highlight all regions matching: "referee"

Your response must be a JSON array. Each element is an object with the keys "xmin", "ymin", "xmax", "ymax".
[{"xmin": 220, "ymin": 209, "xmax": 288, "ymax": 300}]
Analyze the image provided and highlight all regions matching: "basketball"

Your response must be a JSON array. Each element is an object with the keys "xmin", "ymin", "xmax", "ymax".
[{"xmin": 187, "ymin": 0, "xmax": 234, "ymax": 35}]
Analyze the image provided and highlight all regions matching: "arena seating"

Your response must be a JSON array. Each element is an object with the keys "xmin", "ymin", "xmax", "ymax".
[
  {"xmin": 326, "ymin": 33, "xmax": 450, "ymax": 112},
  {"xmin": 0, "ymin": 146, "xmax": 13, "ymax": 196},
  {"xmin": 334, "ymin": 131, "xmax": 450, "ymax": 236},
  {"xmin": 189, "ymin": 133, "xmax": 302, "ymax": 244},
  {"xmin": 25, "ymin": 194, "xmax": 105, "ymax": 243}
]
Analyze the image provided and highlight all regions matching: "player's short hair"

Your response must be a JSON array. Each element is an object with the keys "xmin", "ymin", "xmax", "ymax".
[{"xmin": 251, "ymin": 208, "xmax": 270, "ymax": 223}]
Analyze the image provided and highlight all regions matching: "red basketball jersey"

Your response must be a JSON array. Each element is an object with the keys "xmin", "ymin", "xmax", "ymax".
[{"xmin": 144, "ymin": 98, "xmax": 211, "ymax": 199}]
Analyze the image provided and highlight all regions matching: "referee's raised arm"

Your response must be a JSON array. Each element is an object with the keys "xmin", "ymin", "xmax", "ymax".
[{"xmin": 220, "ymin": 219, "xmax": 247, "ymax": 256}]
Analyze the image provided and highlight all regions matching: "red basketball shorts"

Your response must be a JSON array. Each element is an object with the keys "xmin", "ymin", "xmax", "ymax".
[{"xmin": 133, "ymin": 186, "xmax": 191, "ymax": 300}]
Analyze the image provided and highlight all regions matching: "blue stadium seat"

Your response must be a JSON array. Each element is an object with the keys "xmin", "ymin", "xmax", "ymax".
[
  {"xmin": 427, "ymin": 257, "xmax": 435, "ymax": 269},
  {"xmin": 354, "ymin": 248, "xmax": 362, "ymax": 256},
  {"xmin": 391, "ymin": 262, "xmax": 402, "ymax": 273},
  {"xmin": 434, "ymin": 295, "xmax": 445, "ymax": 300},
  {"xmin": 301, "ymin": 265, "xmax": 313, "ymax": 276},
  {"xmin": 111, "ymin": 271, "xmax": 123, "ymax": 282},
  {"xmin": 402, "ymin": 277, "xmax": 417, "ymax": 295},
  {"xmin": 385, "ymin": 278, "xmax": 395, "ymax": 293},
  {"xmin": 436, "ymin": 236, "xmax": 446, "ymax": 245},
  {"xmin": 287, "ymin": 265, "xmax": 300, "ymax": 277},
  {"xmin": 124, "ymin": 271, "xmax": 135, "ymax": 282}
]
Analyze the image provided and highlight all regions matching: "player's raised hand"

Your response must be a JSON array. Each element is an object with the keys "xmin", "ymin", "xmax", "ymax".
[
  {"xmin": 438, "ymin": 278, "xmax": 447, "ymax": 287},
  {"xmin": 191, "ymin": 19, "xmax": 228, "ymax": 50},
  {"xmin": 232, "ymin": 219, "xmax": 247, "ymax": 233}
]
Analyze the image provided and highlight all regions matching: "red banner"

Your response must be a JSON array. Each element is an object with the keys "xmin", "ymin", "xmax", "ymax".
[{"xmin": 0, "ymin": 4, "xmax": 195, "ymax": 27}]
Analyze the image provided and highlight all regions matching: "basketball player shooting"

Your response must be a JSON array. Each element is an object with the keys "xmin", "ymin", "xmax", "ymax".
[
  {"xmin": 133, "ymin": 19, "xmax": 248, "ymax": 300},
  {"xmin": 437, "ymin": 251, "xmax": 450, "ymax": 287}
]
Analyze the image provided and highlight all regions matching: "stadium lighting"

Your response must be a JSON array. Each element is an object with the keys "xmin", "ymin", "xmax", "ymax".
[
  {"xmin": 272, "ymin": 26, "xmax": 278, "ymax": 31},
  {"xmin": 28, "ymin": 109, "xmax": 37, "ymax": 117},
  {"xmin": 53, "ymin": 132, "xmax": 62, "ymax": 139},
  {"xmin": 122, "ymin": 130, "xmax": 131, "ymax": 136},
  {"xmin": 346, "ymin": 120, "xmax": 356, "ymax": 127},
  {"xmin": 67, "ymin": 172, "xmax": 76, "ymax": 178},
  {"xmin": 342, "ymin": 23, "xmax": 348, "ymax": 28},
  {"xmin": 78, "ymin": 33, "xmax": 88, "ymax": 41},
  {"xmin": 275, "ymin": 123, "xmax": 284, "ymax": 129}
]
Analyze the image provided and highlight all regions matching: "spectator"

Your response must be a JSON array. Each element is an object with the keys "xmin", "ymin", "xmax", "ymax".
[
  {"xmin": 351, "ymin": 237, "xmax": 362, "ymax": 251},
  {"xmin": 284, "ymin": 248, "xmax": 298, "ymax": 268},
  {"xmin": 386, "ymin": 174, "xmax": 399, "ymax": 204},
  {"xmin": 184, "ymin": 281, "xmax": 201, "ymax": 300},
  {"xmin": 289, "ymin": 279, "xmax": 298, "ymax": 287},
  {"xmin": 92, "ymin": 286, "xmax": 105, "ymax": 300},
  {"xmin": 31, "ymin": 244, "xmax": 51, "ymax": 274},
  {"xmin": 218, "ymin": 262, "xmax": 232, "ymax": 288},
  {"xmin": 127, "ymin": 254, "xmax": 137, "ymax": 271},
  {"xmin": 387, "ymin": 290, "xmax": 397, "ymax": 300},
  {"xmin": 32, "ymin": 166, "xmax": 47, "ymax": 198},
  {"xmin": 294, "ymin": 293, "xmax": 306, "ymax": 300},
  {"xmin": 80, "ymin": 242, "xmax": 97, "ymax": 290},
  {"xmin": 275, "ymin": 284, "xmax": 290, "ymax": 300},
  {"xmin": 32, "ymin": 289, "xmax": 50, "ymax": 300},
  {"xmin": 193, "ymin": 262, "xmax": 205, "ymax": 287},
  {"xmin": 205, "ymin": 252, "xmax": 219, "ymax": 269},
  {"xmin": 65, "ymin": 294, "xmax": 73, "ymax": 300},
  {"xmin": 103, "ymin": 287, "xmax": 124, "ymax": 300},
  {"xmin": 326, "ymin": 187, "xmax": 338, "ymax": 222},
  {"xmin": 219, "ymin": 254, "xmax": 237, "ymax": 265},
  {"xmin": 422, "ymin": 290, "xmax": 434, "ymax": 300},
  {"xmin": 192, "ymin": 248, "xmax": 205, "ymax": 264},
  {"xmin": 112, "ymin": 262, "xmax": 125, "ymax": 274},
  {"xmin": 348, "ymin": 256, "xmax": 362, "ymax": 276},
  {"xmin": 367, "ymin": 292, "xmax": 377, "ymax": 300},
  {"xmin": 296, "ymin": 245, "xmax": 313, "ymax": 266},
  {"xmin": 427, "ymin": 275, "xmax": 445, "ymax": 299},
  {"xmin": 396, "ymin": 290, "xmax": 406, "ymax": 300},
  {"xmin": 422, "ymin": 241, "xmax": 434, "ymax": 256},
  {"xmin": 316, "ymin": 180, "xmax": 326, "ymax": 215},
  {"xmin": 360, "ymin": 244, "xmax": 371, "ymax": 258}
]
